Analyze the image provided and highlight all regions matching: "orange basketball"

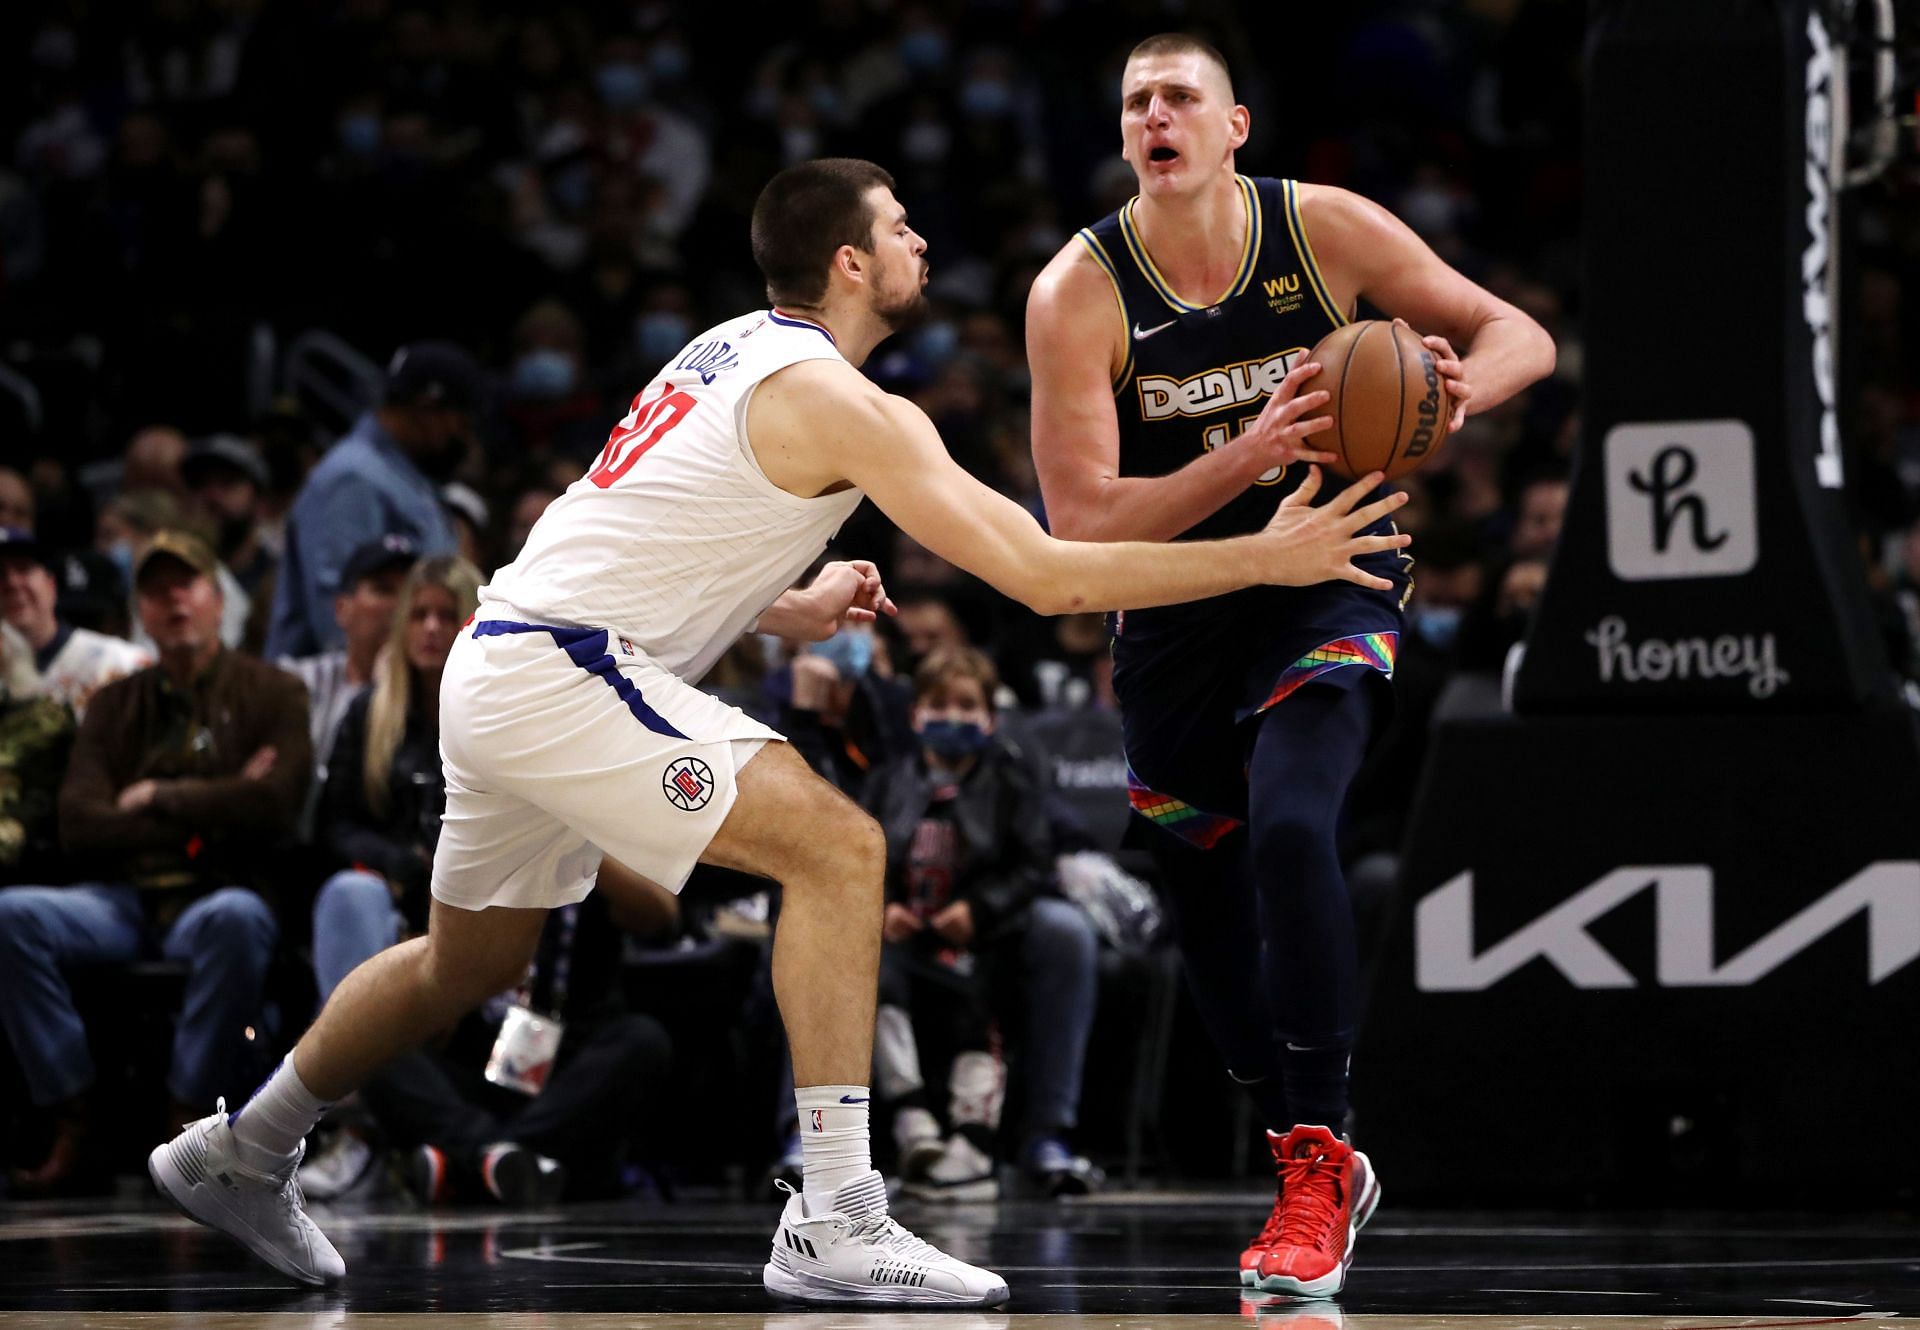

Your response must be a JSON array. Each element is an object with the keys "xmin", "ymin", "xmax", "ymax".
[{"xmin": 1295, "ymin": 319, "xmax": 1451, "ymax": 482}]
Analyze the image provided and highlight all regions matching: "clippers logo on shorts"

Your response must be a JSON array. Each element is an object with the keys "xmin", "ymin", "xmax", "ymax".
[
  {"xmin": 810, "ymin": 1109, "xmax": 824, "ymax": 1132},
  {"xmin": 663, "ymin": 757, "xmax": 715, "ymax": 811},
  {"xmin": 1604, "ymin": 420, "xmax": 1759, "ymax": 581}
]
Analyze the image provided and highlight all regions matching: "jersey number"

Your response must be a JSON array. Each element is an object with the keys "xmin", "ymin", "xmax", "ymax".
[
  {"xmin": 1201, "ymin": 414, "xmax": 1287, "ymax": 486},
  {"xmin": 587, "ymin": 384, "xmax": 697, "ymax": 488}
]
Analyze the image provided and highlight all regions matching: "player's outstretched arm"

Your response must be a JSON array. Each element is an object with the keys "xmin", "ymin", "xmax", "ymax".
[
  {"xmin": 750, "ymin": 359, "xmax": 1409, "ymax": 616},
  {"xmin": 1025, "ymin": 247, "xmax": 1337, "ymax": 544}
]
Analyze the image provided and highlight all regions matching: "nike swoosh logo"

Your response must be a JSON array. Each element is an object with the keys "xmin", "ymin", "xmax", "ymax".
[
  {"xmin": 1132, "ymin": 319, "xmax": 1178, "ymax": 341},
  {"xmin": 839, "ymin": 1095, "xmax": 869, "ymax": 1104}
]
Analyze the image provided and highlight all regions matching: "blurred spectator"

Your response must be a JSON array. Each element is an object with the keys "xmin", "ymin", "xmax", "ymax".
[
  {"xmin": 266, "ymin": 342, "xmax": 477, "ymax": 658},
  {"xmin": 501, "ymin": 300, "xmax": 607, "ymax": 459},
  {"xmin": 440, "ymin": 483, "xmax": 490, "ymax": 571},
  {"xmin": 770, "ymin": 623, "xmax": 914, "ymax": 804},
  {"xmin": 0, "ymin": 528, "xmax": 152, "ymax": 719},
  {"xmin": 503, "ymin": 482, "xmax": 561, "ymax": 565},
  {"xmin": 123, "ymin": 427, "xmax": 188, "ymax": 496},
  {"xmin": 0, "ymin": 469, "xmax": 33, "ymax": 532},
  {"xmin": 309, "ymin": 556, "xmax": 480, "ymax": 1003},
  {"xmin": 279, "ymin": 535, "xmax": 420, "ymax": 822},
  {"xmin": 1510, "ymin": 468, "xmax": 1570, "ymax": 562},
  {"xmin": 102, "ymin": 489, "xmax": 252, "ymax": 650},
  {"xmin": 866, "ymin": 647, "xmax": 1084, "ymax": 1201},
  {"xmin": 181, "ymin": 435, "xmax": 277, "ymax": 602},
  {"xmin": 367, "ymin": 864, "xmax": 675, "ymax": 1207},
  {"xmin": 891, "ymin": 586, "xmax": 971, "ymax": 676},
  {"xmin": 0, "ymin": 531, "xmax": 308, "ymax": 1194}
]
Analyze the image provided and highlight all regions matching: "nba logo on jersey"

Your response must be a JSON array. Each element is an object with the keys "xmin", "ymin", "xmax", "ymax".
[
  {"xmin": 810, "ymin": 1109, "xmax": 824, "ymax": 1133},
  {"xmin": 663, "ymin": 756, "xmax": 715, "ymax": 811}
]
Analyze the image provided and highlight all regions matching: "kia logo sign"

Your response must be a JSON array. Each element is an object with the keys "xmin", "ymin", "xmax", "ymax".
[{"xmin": 1415, "ymin": 863, "xmax": 1920, "ymax": 991}]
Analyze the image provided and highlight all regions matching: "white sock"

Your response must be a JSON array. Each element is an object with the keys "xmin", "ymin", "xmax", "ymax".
[
  {"xmin": 796, "ymin": 1084, "xmax": 872, "ymax": 1207},
  {"xmin": 229, "ymin": 1054, "xmax": 331, "ymax": 1171}
]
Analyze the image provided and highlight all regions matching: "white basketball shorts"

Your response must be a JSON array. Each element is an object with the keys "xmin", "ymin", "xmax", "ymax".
[{"xmin": 430, "ymin": 606, "xmax": 781, "ymax": 912}]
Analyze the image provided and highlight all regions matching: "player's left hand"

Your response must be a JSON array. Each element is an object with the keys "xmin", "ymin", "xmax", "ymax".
[
  {"xmin": 930, "ymin": 900, "xmax": 974, "ymax": 947},
  {"xmin": 1394, "ymin": 318, "xmax": 1471, "ymax": 432},
  {"xmin": 797, "ymin": 560, "xmax": 898, "ymax": 640}
]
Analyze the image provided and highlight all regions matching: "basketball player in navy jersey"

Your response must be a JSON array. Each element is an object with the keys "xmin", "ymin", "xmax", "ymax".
[{"xmin": 1027, "ymin": 34, "xmax": 1555, "ymax": 1298}]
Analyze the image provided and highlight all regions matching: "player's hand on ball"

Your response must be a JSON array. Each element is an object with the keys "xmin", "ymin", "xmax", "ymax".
[
  {"xmin": 1392, "ymin": 318, "xmax": 1471, "ymax": 432},
  {"xmin": 1260, "ymin": 466, "xmax": 1412, "ymax": 590},
  {"xmin": 1234, "ymin": 358, "xmax": 1339, "ymax": 475}
]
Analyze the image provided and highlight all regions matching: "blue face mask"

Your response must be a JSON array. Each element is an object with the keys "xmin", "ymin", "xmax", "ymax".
[
  {"xmin": 648, "ymin": 42, "xmax": 690, "ymax": 81},
  {"xmin": 512, "ymin": 348, "xmax": 577, "ymax": 399},
  {"xmin": 338, "ymin": 112, "xmax": 382, "ymax": 158},
  {"xmin": 897, "ymin": 29, "xmax": 949, "ymax": 73},
  {"xmin": 594, "ymin": 61, "xmax": 650, "ymax": 111},
  {"xmin": 959, "ymin": 78, "xmax": 1015, "ymax": 119},
  {"xmin": 1409, "ymin": 604, "xmax": 1463, "ymax": 650},
  {"xmin": 920, "ymin": 718, "xmax": 989, "ymax": 763},
  {"xmin": 106, "ymin": 542, "xmax": 136, "ymax": 585},
  {"xmin": 635, "ymin": 311, "xmax": 691, "ymax": 366},
  {"xmin": 808, "ymin": 630, "xmax": 873, "ymax": 680},
  {"xmin": 917, "ymin": 320, "xmax": 959, "ymax": 365}
]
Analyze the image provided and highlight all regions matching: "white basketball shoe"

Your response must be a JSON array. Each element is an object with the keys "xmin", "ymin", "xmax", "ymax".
[
  {"xmin": 149, "ymin": 1099, "xmax": 345, "ymax": 1286},
  {"xmin": 763, "ymin": 1170, "xmax": 1009, "ymax": 1306}
]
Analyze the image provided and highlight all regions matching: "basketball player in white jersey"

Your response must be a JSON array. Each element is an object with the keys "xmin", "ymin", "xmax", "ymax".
[{"xmin": 149, "ymin": 158, "xmax": 1408, "ymax": 1307}]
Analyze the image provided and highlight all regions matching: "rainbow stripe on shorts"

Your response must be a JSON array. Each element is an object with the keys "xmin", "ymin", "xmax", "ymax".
[
  {"xmin": 1255, "ymin": 632, "xmax": 1398, "ymax": 714},
  {"xmin": 1127, "ymin": 766, "xmax": 1243, "ymax": 850}
]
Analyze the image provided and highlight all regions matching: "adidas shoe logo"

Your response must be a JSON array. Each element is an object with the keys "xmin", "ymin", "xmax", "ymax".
[{"xmin": 780, "ymin": 1229, "xmax": 818, "ymax": 1260}]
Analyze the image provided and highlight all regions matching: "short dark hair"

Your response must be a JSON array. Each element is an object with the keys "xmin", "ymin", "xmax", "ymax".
[
  {"xmin": 1127, "ymin": 32, "xmax": 1235, "ymax": 100},
  {"xmin": 750, "ymin": 158, "xmax": 897, "ymax": 307}
]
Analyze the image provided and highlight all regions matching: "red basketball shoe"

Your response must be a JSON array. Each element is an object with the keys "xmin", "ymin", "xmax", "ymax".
[
  {"xmin": 1239, "ymin": 1130, "xmax": 1297, "ymax": 1286},
  {"xmin": 1250, "ymin": 1125, "xmax": 1381, "ymax": 1298}
]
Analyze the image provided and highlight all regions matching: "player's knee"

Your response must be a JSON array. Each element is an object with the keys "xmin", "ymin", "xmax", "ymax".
[
  {"xmin": 795, "ymin": 806, "xmax": 884, "ymax": 895},
  {"xmin": 425, "ymin": 933, "xmax": 530, "ymax": 1008},
  {"xmin": 841, "ymin": 812, "xmax": 886, "ymax": 887},
  {"xmin": 1251, "ymin": 796, "xmax": 1336, "ymax": 862}
]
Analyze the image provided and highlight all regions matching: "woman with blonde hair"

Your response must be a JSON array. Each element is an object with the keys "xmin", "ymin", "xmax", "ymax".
[{"xmin": 310, "ymin": 555, "xmax": 482, "ymax": 1002}]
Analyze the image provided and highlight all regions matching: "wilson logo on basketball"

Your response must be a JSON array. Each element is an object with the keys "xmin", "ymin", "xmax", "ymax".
[
  {"xmin": 1402, "ymin": 350, "xmax": 1444, "ymax": 460},
  {"xmin": 663, "ymin": 757, "xmax": 715, "ymax": 811}
]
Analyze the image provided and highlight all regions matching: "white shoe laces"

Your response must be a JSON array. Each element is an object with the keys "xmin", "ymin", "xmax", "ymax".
[
  {"xmin": 843, "ymin": 1210, "xmax": 945, "ymax": 1265},
  {"xmin": 208, "ymin": 1098, "xmax": 312, "ymax": 1221}
]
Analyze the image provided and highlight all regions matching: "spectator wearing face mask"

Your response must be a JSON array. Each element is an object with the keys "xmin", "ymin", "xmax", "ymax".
[
  {"xmin": 866, "ymin": 647, "xmax": 1101, "ymax": 1201},
  {"xmin": 502, "ymin": 301, "xmax": 608, "ymax": 461},
  {"xmin": 265, "ymin": 342, "xmax": 476, "ymax": 659}
]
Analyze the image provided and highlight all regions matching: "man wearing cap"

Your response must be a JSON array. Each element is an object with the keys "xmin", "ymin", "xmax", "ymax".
[
  {"xmin": 182, "ymin": 435, "xmax": 278, "ymax": 605},
  {"xmin": 279, "ymin": 535, "xmax": 419, "ymax": 789},
  {"xmin": 0, "ymin": 530, "xmax": 310, "ymax": 1194},
  {"xmin": 0, "ymin": 527, "xmax": 152, "ymax": 719},
  {"xmin": 265, "ymin": 342, "xmax": 477, "ymax": 659}
]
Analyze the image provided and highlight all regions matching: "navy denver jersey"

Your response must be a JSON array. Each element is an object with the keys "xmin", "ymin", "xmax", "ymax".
[
  {"xmin": 1076, "ymin": 175, "xmax": 1412, "ymax": 640},
  {"xmin": 1075, "ymin": 177, "xmax": 1411, "ymax": 834}
]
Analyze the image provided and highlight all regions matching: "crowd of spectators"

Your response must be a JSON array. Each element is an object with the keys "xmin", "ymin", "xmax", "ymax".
[{"xmin": 2, "ymin": 0, "xmax": 1915, "ymax": 1202}]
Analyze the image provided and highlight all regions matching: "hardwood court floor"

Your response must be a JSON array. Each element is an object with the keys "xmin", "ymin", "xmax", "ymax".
[{"xmin": 1, "ymin": 1186, "xmax": 1914, "ymax": 1328}]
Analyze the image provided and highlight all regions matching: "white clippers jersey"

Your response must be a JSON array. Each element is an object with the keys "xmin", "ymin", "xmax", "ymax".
[{"xmin": 483, "ymin": 310, "xmax": 863, "ymax": 681}]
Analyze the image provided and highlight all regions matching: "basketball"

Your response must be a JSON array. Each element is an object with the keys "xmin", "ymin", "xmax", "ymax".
[{"xmin": 1296, "ymin": 319, "xmax": 1451, "ymax": 482}]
